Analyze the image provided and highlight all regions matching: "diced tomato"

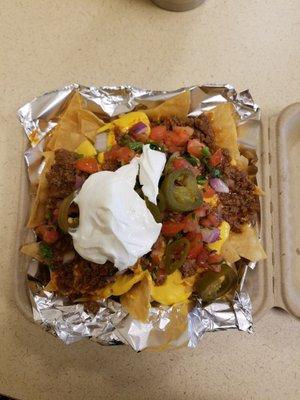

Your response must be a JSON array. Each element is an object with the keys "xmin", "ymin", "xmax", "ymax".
[
  {"xmin": 182, "ymin": 214, "xmax": 200, "ymax": 233},
  {"xmin": 105, "ymin": 145, "xmax": 135, "ymax": 164},
  {"xmin": 162, "ymin": 221, "xmax": 185, "ymax": 237},
  {"xmin": 173, "ymin": 126, "xmax": 194, "ymax": 138},
  {"xmin": 203, "ymin": 182, "xmax": 215, "ymax": 198},
  {"xmin": 194, "ymin": 206, "xmax": 208, "ymax": 218},
  {"xmin": 207, "ymin": 213, "xmax": 221, "ymax": 227},
  {"xmin": 210, "ymin": 149, "xmax": 223, "ymax": 167},
  {"xmin": 197, "ymin": 247, "xmax": 209, "ymax": 264},
  {"xmin": 150, "ymin": 125, "xmax": 167, "ymax": 142},
  {"xmin": 201, "ymin": 213, "xmax": 221, "ymax": 228},
  {"xmin": 151, "ymin": 235, "xmax": 166, "ymax": 264},
  {"xmin": 76, "ymin": 157, "xmax": 99, "ymax": 174},
  {"xmin": 207, "ymin": 252, "xmax": 223, "ymax": 264},
  {"xmin": 173, "ymin": 158, "xmax": 191, "ymax": 170},
  {"xmin": 164, "ymin": 126, "xmax": 192, "ymax": 153},
  {"xmin": 172, "ymin": 157, "xmax": 201, "ymax": 176},
  {"xmin": 186, "ymin": 232, "xmax": 203, "ymax": 259},
  {"xmin": 36, "ymin": 225, "xmax": 60, "ymax": 244},
  {"xmin": 187, "ymin": 139, "xmax": 205, "ymax": 157}
]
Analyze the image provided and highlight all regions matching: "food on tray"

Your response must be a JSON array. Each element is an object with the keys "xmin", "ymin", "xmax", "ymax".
[{"xmin": 22, "ymin": 90, "xmax": 266, "ymax": 321}]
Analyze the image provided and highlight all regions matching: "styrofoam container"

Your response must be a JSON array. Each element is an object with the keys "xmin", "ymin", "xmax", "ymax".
[{"xmin": 15, "ymin": 103, "xmax": 300, "ymax": 323}]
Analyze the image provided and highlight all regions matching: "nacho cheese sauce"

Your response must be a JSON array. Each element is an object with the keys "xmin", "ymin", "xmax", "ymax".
[{"xmin": 71, "ymin": 147, "xmax": 165, "ymax": 271}]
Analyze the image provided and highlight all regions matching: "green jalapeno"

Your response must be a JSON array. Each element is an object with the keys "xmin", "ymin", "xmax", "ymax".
[
  {"xmin": 195, "ymin": 263, "xmax": 237, "ymax": 303},
  {"xmin": 161, "ymin": 169, "xmax": 202, "ymax": 212},
  {"xmin": 164, "ymin": 238, "xmax": 190, "ymax": 274},
  {"xmin": 58, "ymin": 193, "xmax": 79, "ymax": 233},
  {"xmin": 145, "ymin": 197, "xmax": 162, "ymax": 223}
]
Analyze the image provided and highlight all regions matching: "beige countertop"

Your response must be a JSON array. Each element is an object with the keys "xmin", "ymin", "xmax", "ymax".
[{"xmin": 0, "ymin": 0, "xmax": 300, "ymax": 399}]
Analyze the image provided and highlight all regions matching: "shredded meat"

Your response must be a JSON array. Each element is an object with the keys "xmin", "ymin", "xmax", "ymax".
[{"xmin": 46, "ymin": 149, "xmax": 77, "ymax": 198}]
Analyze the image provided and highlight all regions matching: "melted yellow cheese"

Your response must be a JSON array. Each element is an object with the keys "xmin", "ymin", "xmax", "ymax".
[
  {"xmin": 207, "ymin": 221, "xmax": 230, "ymax": 253},
  {"xmin": 150, "ymin": 270, "xmax": 193, "ymax": 306},
  {"xmin": 75, "ymin": 140, "xmax": 97, "ymax": 157}
]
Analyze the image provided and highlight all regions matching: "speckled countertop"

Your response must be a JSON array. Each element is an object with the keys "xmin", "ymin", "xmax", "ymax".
[{"xmin": 0, "ymin": 1, "xmax": 300, "ymax": 399}]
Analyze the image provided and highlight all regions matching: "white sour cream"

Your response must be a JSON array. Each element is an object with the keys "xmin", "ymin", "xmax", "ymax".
[
  {"xmin": 139, "ymin": 144, "xmax": 166, "ymax": 204},
  {"xmin": 70, "ymin": 151, "xmax": 163, "ymax": 271}
]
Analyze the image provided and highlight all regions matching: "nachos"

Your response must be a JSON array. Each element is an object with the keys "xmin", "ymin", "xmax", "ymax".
[{"xmin": 22, "ymin": 90, "xmax": 266, "ymax": 322}]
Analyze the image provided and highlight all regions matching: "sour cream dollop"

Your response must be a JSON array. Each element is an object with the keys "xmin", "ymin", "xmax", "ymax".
[
  {"xmin": 70, "ymin": 147, "xmax": 165, "ymax": 271},
  {"xmin": 139, "ymin": 144, "xmax": 166, "ymax": 204}
]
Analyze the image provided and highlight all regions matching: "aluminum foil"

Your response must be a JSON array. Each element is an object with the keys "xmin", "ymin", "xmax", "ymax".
[{"xmin": 19, "ymin": 83, "xmax": 259, "ymax": 351}]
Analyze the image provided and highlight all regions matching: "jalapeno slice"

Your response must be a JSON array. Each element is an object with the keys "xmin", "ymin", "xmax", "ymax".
[
  {"xmin": 58, "ymin": 193, "xmax": 79, "ymax": 233},
  {"xmin": 161, "ymin": 169, "xmax": 202, "ymax": 212},
  {"xmin": 164, "ymin": 238, "xmax": 190, "ymax": 274},
  {"xmin": 145, "ymin": 197, "xmax": 162, "ymax": 223},
  {"xmin": 195, "ymin": 263, "xmax": 237, "ymax": 303}
]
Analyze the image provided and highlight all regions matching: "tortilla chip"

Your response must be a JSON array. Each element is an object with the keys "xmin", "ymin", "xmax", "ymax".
[
  {"xmin": 220, "ymin": 239, "xmax": 241, "ymax": 263},
  {"xmin": 121, "ymin": 275, "xmax": 151, "ymax": 322},
  {"xmin": 27, "ymin": 151, "xmax": 55, "ymax": 228},
  {"xmin": 77, "ymin": 109, "xmax": 104, "ymax": 137},
  {"xmin": 46, "ymin": 129, "xmax": 86, "ymax": 151},
  {"xmin": 21, "ymin": 242, "xmax": 43, "ymax": 262},
  {"xmin": 60, "ymin": 91, "xmax": 83, "ymax": 132},
  {"xmin": 207, "ymin": 103, "xmax": 240, "ymax": 160},
  {"xmin": 44, "ymin": 274, "xmax": 58, "ymax": 292},
  {"xmin": 254, "ymin": 185, "xmax": 265, "ymax": 196},
  {"xmin": 236, "ymin": 154, "xmax": 249, "ymax": 170},
  {"xmin": 144, "ymin": 91, "xmax": 190, "ymax": 120},
  {"xmin": 221, "ymin": 224, "xmax": 266, "ymax": 263}
]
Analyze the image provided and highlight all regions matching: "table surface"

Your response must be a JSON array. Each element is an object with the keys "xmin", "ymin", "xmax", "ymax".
[{"xmin": 0, "ymin": 1, "xmax": 300, "ymax": 399}]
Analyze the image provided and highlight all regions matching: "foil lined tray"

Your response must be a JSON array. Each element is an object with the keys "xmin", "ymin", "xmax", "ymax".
[{"xmin": 18, "ymin": 83, "xmax": 260, "ymax": 351}]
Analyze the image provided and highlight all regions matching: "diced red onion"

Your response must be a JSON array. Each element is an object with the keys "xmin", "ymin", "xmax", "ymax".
[
  {"xmin": 209, "ymin": 178, "xmax": 229, "ymax": 193},
  {"xmin": 63, "ymin": 251, "xmax": 75, "ymax": 264},
  {"xmin": 75, "ymin": 175, "xmax": 85, "ymax": 189},
  {"xmin": 130, "ymin": 122, "xmax": 148, "ymax": 136},
  {"xmin": 201, "ymin": 228, "xmax": 220, "ymax": 243},
  {"xmin": 95, "ymin": 133, "xmax": 108, "ymax": 152}
]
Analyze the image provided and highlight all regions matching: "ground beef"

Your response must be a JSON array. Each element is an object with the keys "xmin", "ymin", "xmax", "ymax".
[
  {"xmin": 51, "ymin": 235, "xmax": 75, "ymax": 267},
  {"xmin": 55, "ymin": 264, "xmax": 75, "ymax": 294},
  {"xmin": 83, "ymin": 300, "xmax": 100, "ymax": 315},
  {"xmin": 101, "ymin": 159, "xmax": 121, "ymax": 171},
  {"xmin": 181, "ymin": 114, "xmax": 216, "ymax": 149},
  {"xmin": 181, "ymin": 259, "xmax": 198, "ymax": 278},
  {"xmin": 74, "ymin": 261, "xmax": 118, "ymax": 293},
  {"xmin": 219, "ymin": 162, "xmax": 260, "ymax": 232},
  {"xmin": 46, "ymin": 149, "xmax": 77, "ymax": 198}
]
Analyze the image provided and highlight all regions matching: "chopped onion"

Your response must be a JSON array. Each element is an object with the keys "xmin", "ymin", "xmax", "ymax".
[
  {"xmin": 75, "ymin": 175, "xmax": 85, "ymax": 189},
  {"xmin": 209, "ymin": 178, "xmax": 229, "ymax": 193},
  {"xmin": 63, "ymin": 250, "xmax": 75, "ymax": 264},
  {"xmin": 130, "ymin": 122, "xmax": 148, "ymax": 136},
  {"xmin": 95, "ymin": 133, "xmax": 108, "ymax": 152},
  {"xmin": 201, "ymin": 228, "xmax": 220, "ymax": 243}
]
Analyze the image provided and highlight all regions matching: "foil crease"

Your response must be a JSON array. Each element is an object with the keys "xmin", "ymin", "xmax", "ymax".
[{"xmin": 19, "ymin": 83, "xmax": 259, "ymax": 351}]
